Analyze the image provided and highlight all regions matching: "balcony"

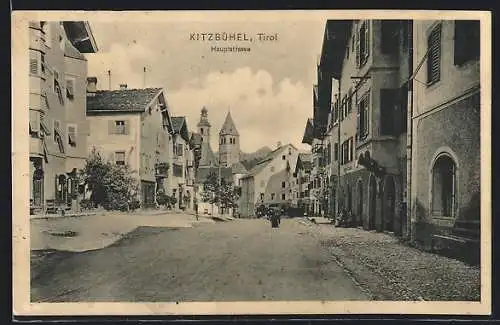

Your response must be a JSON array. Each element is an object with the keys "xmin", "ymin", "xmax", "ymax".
[{"xmin": 154, "ymin": 162, "xmax": 169, "ymax": 178}]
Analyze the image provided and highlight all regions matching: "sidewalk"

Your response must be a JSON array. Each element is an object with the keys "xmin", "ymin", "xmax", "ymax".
[
  {"xmin": 318, "ymin": 226, "xmax": 481, "ymax": 301},
  {"xmin": 30, "ymin": 210, "xmax": 214, "ymax": 253}
]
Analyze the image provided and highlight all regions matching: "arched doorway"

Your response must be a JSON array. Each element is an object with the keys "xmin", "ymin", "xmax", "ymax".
[
  {"xmin": 368, "ymin": 175, "xmax": 376, "ymax": 230},
  {"xmin": 384, "ymin": 176, "xmax": 396, "ymax": 232},
  {"xmin": 357, "ymin": 180, "xmax": 363, "ymax": 227},
  {"xmin": 431, "ymin": 154, "xmax": 457, "ymax": 218}
]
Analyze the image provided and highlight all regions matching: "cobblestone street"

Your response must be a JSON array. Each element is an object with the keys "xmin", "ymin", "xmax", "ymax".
[{"xmin": 31, "ymin": 215, "xmax": 480, "ymax": 303}]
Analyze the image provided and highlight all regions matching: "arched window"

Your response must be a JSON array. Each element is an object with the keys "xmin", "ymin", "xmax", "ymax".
[
  {"xmin": 200, "ymin": 128, "xmax": 204, "ymax": 135},
  {"xmin": 431, "ymin": 154, "xmax": 457, "ymax": 218}
]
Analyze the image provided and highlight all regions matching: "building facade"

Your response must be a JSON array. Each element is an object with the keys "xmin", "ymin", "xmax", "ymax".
[
  {"xmin": 318, "ymin": 20, "xmax": 411, "ymax": 233},
  {"xmin": 29, "ymin": 21, "xmax": 98, "ymax": 214},
  {"xmin": 239, "ymin": 144, "xmax": 299, "ymax": 218},
  {"xmin": 170, "ymin": 116, "xmax": 196, "ymax": 211},
  {"xmin": 410, "ymin": 20, "xmax": 480, "ymax": 256},
  {"xmin": 86, "ymin": 85, "xmax": 173, "ymax": 209}
]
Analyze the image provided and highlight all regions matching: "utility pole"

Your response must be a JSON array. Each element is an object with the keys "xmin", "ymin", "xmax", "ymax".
[{"xmin": 143, "ymin": 67, "xmax": 146, "ymax": 88}]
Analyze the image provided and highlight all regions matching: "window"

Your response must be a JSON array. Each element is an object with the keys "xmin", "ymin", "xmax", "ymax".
[
  {"xmin": 282, "ymin": 181, "xmax": 286, "ymax": 188},
  {"xmin": 427, "ymin": 23, "xmax": 442, "ymax": 86},
  {"xmin": 282, "ymin": 155, "xmax": 286, "ymax": 160},
  {"xmin": 176, "ymin": 144, "xmax": 184, "ymax": 156},
  {"xmin": 340, "ymin": 138, "xmax": 354, "ymax": 165},
  {"xmin": 260, "ymin": 193, "xmax": 264, "ymax": 201},
  {"xmin": 29, "ymin": 57, "xmax": 38, "ymax": 75},
  {"xmin": 66, "ymin": 78, "xmax": 74, "ymax": 100},
  {"xmin": 109, "ymin": 120, "xmax": 128, "ymax": 135},
  {"xmin": 357, "ymin": 92, "xmax": 370, "ymax": 140},
  {"xmin": 357, "ymin": 21, "xmax": 370, "ymax": 67},
  {"xmin": 53, "ymin": 120, "xmax": 64, "ymax": 153},
  {"xmin": 381, "ymin": 20, "xmax": 400, "ymax": 54},
  {"xmin": 431, "ymin": 154, "xmax": 457, "ymax": 218},
  {"xmin": 454, "ymin": 20, "xmax": 480, "ymax": 66},
  {"xmin": 380, "ymin": 88, "xmax": 400, "ymax": 136},
  {"xmin": 281, "ymin": 193, "xmax": 286, "ymax": 200},
  {"xmin": 200, "ymin": 128, "xmax": 204, "ymax": 134},
  {"xmin": 288, "ymin": 147, "xmax": 292, "ymax": 155},
  {"xmin": 67, "ymin": 124, "xmax": 76, "ymax": 147},
  {"xmin": 334, "ymin": 143, "xmax": 339, "ymax": 161},
  {"xmin": 173, "ymin": 163, "xmax": 183, "ymax": 177},
  {"xmin": 115, "ymin": 151, "xmax": 126, "ymax": 166},
  {"xmin": 348, "ymin": 88, "xmax": 353, "ymax": 113},
  {"xmin": 271, "ymin": 193, "xmax": 275, "ymax": 200}
]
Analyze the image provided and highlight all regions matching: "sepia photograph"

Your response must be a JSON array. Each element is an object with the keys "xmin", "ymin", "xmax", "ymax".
[{"xmin": 12, "ymin": 10, "xmax": 491, "ymax": 316}]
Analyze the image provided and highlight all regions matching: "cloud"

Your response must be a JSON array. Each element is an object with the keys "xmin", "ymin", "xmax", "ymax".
[
  {"xmin": 167, "ymin": 67, "xmax": 311, "ymax": 153},
  {"xmin": 86, "ymin": 42, "xmax": 158, "ymax": 90}
]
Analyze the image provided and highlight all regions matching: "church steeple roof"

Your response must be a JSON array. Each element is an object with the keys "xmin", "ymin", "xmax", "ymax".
[
  {"xmin": 197, "ymin": 106, "xmax": 211, "ymax": 127},
  {"xmin": 219, "ymin": 111, "xmax": 239, "ymax": 136}
]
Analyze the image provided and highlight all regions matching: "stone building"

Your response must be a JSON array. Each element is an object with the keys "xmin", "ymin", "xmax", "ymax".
[
  {"xmin": 29, "ymin": 21, "xmax": 98, "ymax": 214},
  {"xmin": 86, "ymin": 84, "xmax": 174, "ymax": 209},
  {"xmin": 239, "ymin": 144, "xmax": 299, "ymax": 218},
  {"xmin": 318, "ymin": 20, "xmax": 411, "ymax": 233},
  {"xmin": 410, "ymin": 20, "xmax": 480, "ymax": 258}
]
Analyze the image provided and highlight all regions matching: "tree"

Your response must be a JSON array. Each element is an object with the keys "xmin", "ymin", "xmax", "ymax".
[
  {"xmin": 201, "ymin": 172, "xmax": 239, "ymax": 213},
  {"xmin": 81, "ymin": 148, "xmax": 139, "ymax": 211}
]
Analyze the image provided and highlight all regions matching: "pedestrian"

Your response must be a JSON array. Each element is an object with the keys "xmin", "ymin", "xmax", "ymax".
[{"xmin": 195, "ymin": 202, "xmax": 199, "ymax": 221}]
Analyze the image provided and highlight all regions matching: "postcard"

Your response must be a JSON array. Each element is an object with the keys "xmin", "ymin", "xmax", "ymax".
[{"xmin": 12, "ymin": 10, "xmax": 491, "ymax": 316}]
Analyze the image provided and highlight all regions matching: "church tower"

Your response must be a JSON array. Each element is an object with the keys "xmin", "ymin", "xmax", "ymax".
[
  {"xmin": 219, "ymin": 110, "xmax": 240, "ymax": 167},
  {"xmin": 197, "ymin": 106, "xmax": 211, "ymax": 144}
]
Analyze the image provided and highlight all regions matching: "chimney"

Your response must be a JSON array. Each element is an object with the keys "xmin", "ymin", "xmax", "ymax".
[
  {"xmin": 107, "ymin": 70, "xmax": 111, "ymax": 90},
  {"xmin": 119, "ymin": 83, "xmax": 128, "ymax": 90},
  {"xmin": 86, "ymin": 77, "xmax": 97, "ymax": 96}
]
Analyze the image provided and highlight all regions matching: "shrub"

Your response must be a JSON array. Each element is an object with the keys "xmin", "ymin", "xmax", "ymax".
[{"xmin": 80, "ymin": 148, "xmax": 139, "ymax": 211}]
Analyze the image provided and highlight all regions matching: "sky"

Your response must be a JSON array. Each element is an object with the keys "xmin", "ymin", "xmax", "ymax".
[{"xmin": 85, "ymin": 20, "xmax": 326, "ymax": 153}]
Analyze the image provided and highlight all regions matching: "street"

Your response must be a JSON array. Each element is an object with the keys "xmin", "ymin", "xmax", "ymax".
[{"xmin": 31, "ymin": 217, "xmax": 370, "ymax": 302}]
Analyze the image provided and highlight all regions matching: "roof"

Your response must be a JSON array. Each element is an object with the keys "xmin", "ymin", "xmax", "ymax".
[
  {"xmin": 190, "ymin": 132, "xmax": 202, "ymax": 146},
  {"xmin": 242, "ymin": 144, "xmax": 296, "ymax": 179},
  {"xmin": 320, "ymin": 20, "xmax": 352, "ymax": 79},
  {"xmin": 295, "ymin": 153, "xmax": 313, "ymax": 173},
  {"xmin": 64, "ymin": 40, "xmax": 86, "ymax": 60},
  {"xmin": 87, "ymin": 88, "xmax": 162, "ymax": 113},
  {"xmin": 198, "ymin": 142, "xmax": 219, "ymax": 167},
  {"xmin": 219, "ymin": 111, "xmax": 239, "ymax": 136},
  {"xmin": 302, "ymin": 118, "xmax": 314, "ymax": 145},
  {"xmin": 196, "ymin": 166, "xmax": 233, "ymax": 184},
  {"xmin": 62, "ymin": 21, "xmax": 98, "ymax": 53},
  {"xmin": 231, "ymin": 161, "xmax": 248, "ymax": 174},
  {"xmin": 171, "ymin": 116, "xmax": 190, "ymax": 142}
]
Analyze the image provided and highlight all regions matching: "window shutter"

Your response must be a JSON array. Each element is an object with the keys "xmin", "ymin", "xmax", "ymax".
[
  {"xmin": 30, "ymin": 58, "xmax": 38, "ymax": 75},
  {"xmin": 356, "ymin": 101, "xmax": 361, "ymax": 138},
  {"xmin": 355, "ymin": 29, "xmax": 360, "ymax": 67},
  {"xmin": 365, "ymin": 94, "xmax": 370, "ymax": 136},
  {"xmin": 124, "ymin": 120, "xmax": 130, "ymax": 135},
  {"xmin": 427, "ymin": 24, "xmax": 442, "ymax": 84},
  {"xmin": 108, "ymin": 120, "xmax": 115, "ymax": 134}
]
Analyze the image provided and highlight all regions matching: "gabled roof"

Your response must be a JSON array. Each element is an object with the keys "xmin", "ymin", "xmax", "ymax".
[
  {"xmin": 219, "ymin": 111, "xmax": 239, "ymax": 136},
  {"xmin": 231, "ymin": 161, "xmax": 248, "ymax": 174},
  {"xmin": 64, "ymin": 39, "xmax": 86, "ymax": 60},
  {"xmin": 302, "ymin": 118, "xmax": 314, "ymax": 145},
  {"xmin": 171, "ymin": 116, "xmax": 190, "ymax": 143},
  {"xmin": 242, "ymin": 143, "xmax": 296, "ymax": 179},
  {"xmin": 198, "ymin": 142, "xmax": 219, "ymax": 167},
  {"xmin": 86, "ymin": 88, "xmax": 163, "ymax": 113},
  {"xmin": 190, "ymin": 132, "xmax": 202, "ymax": 146},
  {"xmin": 295, "ymin": 152, "xmax": 313, "ymax": 173}
]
